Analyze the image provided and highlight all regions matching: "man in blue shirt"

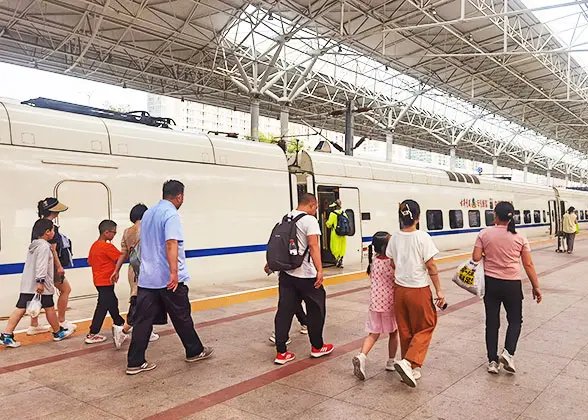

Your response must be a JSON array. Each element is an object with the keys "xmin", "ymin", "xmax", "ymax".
[{"xmin": 126, "ymin": 180, "xmax": 213, "ymax": 375}]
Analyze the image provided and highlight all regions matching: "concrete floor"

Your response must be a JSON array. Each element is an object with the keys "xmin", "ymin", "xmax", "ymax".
[{"xmin": 1, "ymin": 240, "xmax": 588, "ymax": 420}]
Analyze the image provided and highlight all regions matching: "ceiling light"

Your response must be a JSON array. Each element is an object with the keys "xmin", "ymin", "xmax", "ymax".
[{"xmin": 431, "ymin": 8, "xmax": 437, "ymax": 15}]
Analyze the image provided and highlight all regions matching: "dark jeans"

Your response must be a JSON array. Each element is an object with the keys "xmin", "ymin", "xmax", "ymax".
[
  {"xmin": 484, "ymin": 276, "xmax": 523, "ymax": 362},
  {"xmin": 274, "ymin": 272, "xmax": 326, "ymax": 353},
  {"xmin": 127, "ymin": 283, "xmax": 204, "ymax": 368},
  {"xmin": 89, "ymin": 286, "xmax": 125, "ymax": 334},
  {"xmin": 565, "ymin": 233, "xmax": 576, "ymax": 252}
]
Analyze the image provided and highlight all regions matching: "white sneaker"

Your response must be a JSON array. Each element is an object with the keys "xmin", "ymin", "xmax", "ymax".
[
  {"xmin": 27, "ymin": 325, "xmax": 51, "ymax": 336},
  {"xmin": 385, "ymin": 358, "xmax": 397, "ymax": 371},
  {"xmin": 112, "ymin": 325, "xmax": 128, "ymax": 349},
  {"xmin": 300, "ymin": 325, "xmax": 308, "ymax": 335},
  {"xmin": 399, "ymin": 368, "xmax": 422, "ymax": 383},
  {"xmin": 149, "ymin": 332, "xmax": 160, "ymax": 342},
  {"xmin": 487, "ymin": 361, "xmax": 500, "ymax": 374},
  {"xmin": 352, "ymin": 353, "xmax": 367, "ymax": 380},
  {"xmin": 60, "ymin": 321, "xmax": 77, "ymax": 332},
  {"xmin": 394, "ymin": 359, "xmax": 417, "ymax": 388},
  {"xmin": 268, "ymin": 332, "xmax": 291, "ymax": 345},
  {"xmin": 499, "ymin": 349, "xmax": 516, "ymax": 373}
]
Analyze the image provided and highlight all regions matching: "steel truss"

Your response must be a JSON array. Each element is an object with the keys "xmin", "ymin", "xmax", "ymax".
[{"xmin": 1, "ymin": 0, "xmax": 588, "ymax": 182}]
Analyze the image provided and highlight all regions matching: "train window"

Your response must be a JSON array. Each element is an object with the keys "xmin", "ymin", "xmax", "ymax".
[
  {"xmin": 469, "ymin": 210, "xmax": 481, "ymax": 228},
  {"xmin": 523, "ymin": 210, "xmax": 531, "ymax": 224},
  {"xmin": 513, "ymin": 210, "xmax": 521, "ymax": 225},
  {"xmin": 449, "ymin": 210, "xmax": 464, "ymax": 229},
  {"xmin": 534, "ymin": 210, "xmax": 541, "ymax": 224},
  {"xmin": 543, "ymin": 210, "xmax": 547, "ymax": 223},
  {"xmin": 581, "ymin": 211, "xmax": 585, "ymax": 221},
  {"xmin": 485, "ymin": 210, "xmax": 495, "ymax": 226},
  {"xmin": 426, "ymin": 210, "xmax": 444, "ymax": 231}
]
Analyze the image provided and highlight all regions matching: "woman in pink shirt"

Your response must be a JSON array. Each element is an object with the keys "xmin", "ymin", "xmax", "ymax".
[{"xmin": 472, "ymin": 201, "xmax": 542, "ymax": 375}]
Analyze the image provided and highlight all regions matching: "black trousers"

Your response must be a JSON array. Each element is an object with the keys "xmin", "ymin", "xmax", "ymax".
[
  {"xmin": 89, "ymin": 286, "xmax": 125, "ymax": 334},
  {"xmin": 484, "ymin": 276, "xmax": 523, "ymax": 362},
  {"xmin": 274, "ymin": 272, "xmax": 326, "ymax": 353},
  {"xmin": 127, "ymin": 283, "xmax": 204, "ymax": 368},
  {"xmin": 294, "ymin": 303, "xmax": 308, "ymax": 326}
]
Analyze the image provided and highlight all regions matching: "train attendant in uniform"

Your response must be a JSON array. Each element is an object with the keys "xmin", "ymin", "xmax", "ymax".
[
  {"xmin": 472, "ymin": 201, "xmax": 542, "ymax": 375},
  {"xmin": 111, "ymin": 204, "xmax": 160, "ymax": 348},
  {"xmin": 386, "ymin": 199, "xmax": 445, "ymax": 388},
  {"xmin": 126, "ymin": 180, "xmax": 213, "ymax": 375},
  {"xmin": 325, "ymin": 199, "xmax": 347, "ymax": 268},
  {"xmin": 562, "ymin": 206, "xmax": 578, "ymax": 254},
  {"xmin": 28, "ymin": 198, "xmax": 76, "ymax": 335}
]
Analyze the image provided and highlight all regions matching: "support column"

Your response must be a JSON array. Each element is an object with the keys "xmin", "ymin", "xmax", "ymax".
[
  {"xmin": 492, "ymin": 156, "xmax": 498, "ymax": 177},
  {"xmin": 523, "ymin": 165, "xmax": 528, "ymax": 183},
  {"xmin": 280, "ymin": 104, "xmax": 290, "ymax": 139},
  {"xmin": 547, "ymin": 170, "xmax": 552, "ymax": 187},
  {"xmin": 250, "ymin": 97, "xmax": 260, "ymax": 141},
  {"xmin": 344, "ymin": 100, "xmax": 354, "ymax": 156},
  {"xmin": 386, "ymin": 131, "xmax": 394, "ymax": 162},
  {"xmin": 449, "ymin": 146, "xmax": 457, "ymax": 171}
]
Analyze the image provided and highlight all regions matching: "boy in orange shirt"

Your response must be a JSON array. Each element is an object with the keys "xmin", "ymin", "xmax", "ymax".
[{"xmin": 86, "ymin": 220, "xmax": 125, "ymax": 344}]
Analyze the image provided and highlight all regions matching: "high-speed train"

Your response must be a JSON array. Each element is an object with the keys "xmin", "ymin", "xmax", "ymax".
[{"xmin": 1, "ymin": 98, "xmax": 587, "ymax": 316}]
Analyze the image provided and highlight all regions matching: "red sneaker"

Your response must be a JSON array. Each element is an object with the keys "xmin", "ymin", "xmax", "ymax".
[
  {"xmin": 310, "ymin": 344, "xmax": 334, "ymax": 358},
  {"xmin": 274, "ymin": 351, "xmax": 296, "ymax": 365}
]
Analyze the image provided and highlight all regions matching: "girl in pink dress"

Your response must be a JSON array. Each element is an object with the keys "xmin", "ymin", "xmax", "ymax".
[{"xmin": 352, "ymin": 231, "xmax": 398, "ymax": 380}]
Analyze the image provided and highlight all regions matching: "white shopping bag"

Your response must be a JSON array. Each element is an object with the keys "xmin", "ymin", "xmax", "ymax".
[
  {"xmin": 452, "ymin": 260, "xmax": 485, "ymax": 297},
  {"xmin": 26, "ymin": 293, "xmax": 43, "ymax": 318}
]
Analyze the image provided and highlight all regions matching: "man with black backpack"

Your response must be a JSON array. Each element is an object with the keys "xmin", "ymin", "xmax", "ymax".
[{"xmin": 266, "ymin": 193, "xmax": 334, "ymax": 364}]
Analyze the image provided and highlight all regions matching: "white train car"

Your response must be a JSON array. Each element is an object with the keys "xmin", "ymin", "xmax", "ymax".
[{"xmin": 1, "ymin": 99, "xmax": 588, "ymax": 316}]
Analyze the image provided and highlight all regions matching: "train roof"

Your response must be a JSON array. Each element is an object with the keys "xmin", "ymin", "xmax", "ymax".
[
  {"xmin": 2, "ymin": 99, "xmax": 587, "ymax": 198},
  {"xmin": 0, "ymin": 100, "xmax": 287, "ymax": 173}
]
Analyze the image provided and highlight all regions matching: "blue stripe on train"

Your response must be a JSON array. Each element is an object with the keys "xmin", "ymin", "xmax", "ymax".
[
  {"xmin": 0, "ymin": 221, "xmax": 581, "ymax": 275},
  {"xmin": 362, "ymin": 222, "xmax": 555, "ymax": 242},
  {"xmin": 0, "ymin": 244, "xmax": 268, "ymax": 276}
]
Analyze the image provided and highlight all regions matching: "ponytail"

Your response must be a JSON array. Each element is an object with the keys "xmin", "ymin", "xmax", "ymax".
[
  {"xmin": 507, "ymin": 218, "xmax": 516, "ymax": 234},
  {"xmin": 495, "ymin": 201, "xmax": 517, "ymax": 234},
  {"xmin": 37, "ymin": 200, "xmax": 47, "ymax": 218},
  {"xmin": 366, "ymin": 245, "xmax": 373, "ymax": 275}
]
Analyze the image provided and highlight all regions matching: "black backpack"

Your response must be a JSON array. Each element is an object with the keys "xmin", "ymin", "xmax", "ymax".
[
  {"xmin": 335, "ymin": 211, "xmax": 351, "ymax": 236},
  {"xmin": 266, "ymin": 213, "xmax": 309, "ymax": 272}
]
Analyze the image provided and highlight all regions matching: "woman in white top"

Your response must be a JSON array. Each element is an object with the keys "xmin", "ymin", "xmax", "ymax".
[{"xmin": 386, "ymin": 199, "xmax": 445, "ymax": 388}]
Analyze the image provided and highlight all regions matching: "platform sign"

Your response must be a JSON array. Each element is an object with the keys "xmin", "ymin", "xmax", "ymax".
[{"xmin": 477, "ymin": 167, "xmax": 483, "ymax": 175}]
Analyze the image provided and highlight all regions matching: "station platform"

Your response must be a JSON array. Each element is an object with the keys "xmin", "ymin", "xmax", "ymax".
[{"xmin": 1, "ymin": 238, "xmax": 588, "ymax": 420}]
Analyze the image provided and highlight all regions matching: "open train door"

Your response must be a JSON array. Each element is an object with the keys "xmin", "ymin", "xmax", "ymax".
[
  {"xmin": 338, "ymin": 187, "xmax": 362, "ymax": 267},
  {"xmin": 287, "ymin": 151, "xmax": 315, "ymax": 209}
]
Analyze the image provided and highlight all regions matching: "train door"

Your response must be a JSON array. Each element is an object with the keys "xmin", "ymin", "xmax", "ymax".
[
  {"xmin": 54, "ymin": 180, "xmax": 111, "ymax": 296},
  {"xmin": 289, "ymin": 171, "xmax": 314, "ymax": 209},
  {"xmin": 316, "ymin": 186, "xmax": 362, "ymax": 267},
  {"xmin": 548, "ymin": 200, "xmax": 556, "ymax": 235}
]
